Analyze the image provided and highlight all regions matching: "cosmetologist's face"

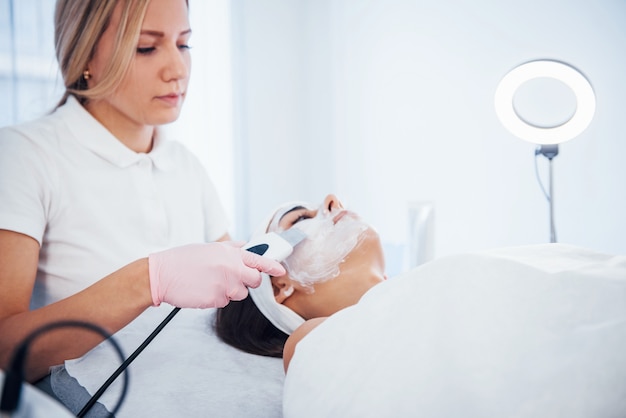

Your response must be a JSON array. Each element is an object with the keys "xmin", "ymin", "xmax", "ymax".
[{"xmin": 87, "ymin": 0, "xmax": 191, "ymax": 132}]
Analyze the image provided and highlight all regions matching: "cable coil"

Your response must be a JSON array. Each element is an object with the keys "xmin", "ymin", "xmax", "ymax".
[{"xmin": 0, "ymin": 320, "xmax": 128, "ymax": 417}]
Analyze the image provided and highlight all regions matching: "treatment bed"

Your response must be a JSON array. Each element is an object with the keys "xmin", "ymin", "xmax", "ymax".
[
  {"xmin": 56, "ymin": 243, "xmax": 625, "ymax": 417},
  {"xmin": 60, "ymin": 307, "xmax": 284, "ymax": 417}
]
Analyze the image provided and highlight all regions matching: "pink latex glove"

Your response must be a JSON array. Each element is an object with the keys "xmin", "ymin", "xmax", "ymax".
[{"xmin": 148, "ymin": 242, "xmax": 286, "ymax": 308}]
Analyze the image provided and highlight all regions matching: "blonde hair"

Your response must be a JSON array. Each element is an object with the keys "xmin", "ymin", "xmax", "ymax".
[{"xmin": 54, "ymin": 0, "xmax": 151, "ymax": 107}]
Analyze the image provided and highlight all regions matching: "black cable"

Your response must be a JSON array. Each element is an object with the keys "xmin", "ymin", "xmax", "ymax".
[
  {"xmin": 0, "ymin": 320, "xmax": 128, "ymax": 417},
  {"xmin": 77, "ymin": 307, "xmax": 181, "ymax": 417}
]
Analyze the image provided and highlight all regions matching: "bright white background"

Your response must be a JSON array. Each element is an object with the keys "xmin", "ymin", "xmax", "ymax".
[
  {"xmin": 230, "ymin": 0, "xmax": 626, "ymax": 275},
  {"xmin": 3, "ymin": 1, "xmax": 625, "ymax": 276}
]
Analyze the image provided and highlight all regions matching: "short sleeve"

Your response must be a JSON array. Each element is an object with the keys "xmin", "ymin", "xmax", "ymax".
[{"xmin": 0, "ymin": 126, "xmax": 53, "ymax": 244}]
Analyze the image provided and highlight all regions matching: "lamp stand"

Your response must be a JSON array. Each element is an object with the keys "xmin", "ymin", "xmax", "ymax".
[{"xmin": 536, "ymin": 144, "xmax": 558, "ymax": 243}]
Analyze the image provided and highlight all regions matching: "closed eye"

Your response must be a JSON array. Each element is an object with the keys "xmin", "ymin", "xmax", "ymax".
[
  {"xmin": 292, "ymin": 214, "xmax": 312, "ymax": 225},
  {"xmin": 278, "ymin": 207, "xmax": 315, "ymax": 230},
  {"xmin": 137, "ymin": 47, "xmax": 156, "ymax": 54}
]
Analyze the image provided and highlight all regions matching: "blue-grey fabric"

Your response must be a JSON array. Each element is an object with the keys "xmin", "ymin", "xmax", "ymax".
[{"xmin": 36, "ymin": 367, "xmax": 114, "ymax": 418}]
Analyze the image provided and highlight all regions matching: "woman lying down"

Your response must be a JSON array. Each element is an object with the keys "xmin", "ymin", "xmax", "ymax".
[{"xmin": 216, "ymin": 194, "xmax": 626, "ymax": 418}]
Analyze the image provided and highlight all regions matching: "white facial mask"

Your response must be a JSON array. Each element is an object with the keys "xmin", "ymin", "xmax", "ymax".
[{"xmin": 272, "ymin": 206, "xmax": 369, "ymax": 290}]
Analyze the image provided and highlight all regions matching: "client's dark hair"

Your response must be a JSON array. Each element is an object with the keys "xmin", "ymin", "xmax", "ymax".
[{"xmin": 215, "ymin": 296, "xmax": 288, "ymax": 358}]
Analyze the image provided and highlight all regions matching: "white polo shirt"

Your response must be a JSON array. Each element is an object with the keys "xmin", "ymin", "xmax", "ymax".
[{"xmin": 0, "ymin": 96, "xmax": 229, "ymax": 309}]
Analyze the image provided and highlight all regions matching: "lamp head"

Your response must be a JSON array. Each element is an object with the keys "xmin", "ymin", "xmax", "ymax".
[{"xmin": 494, "ymin": 60, "xmax": 596, "ymax": 145}]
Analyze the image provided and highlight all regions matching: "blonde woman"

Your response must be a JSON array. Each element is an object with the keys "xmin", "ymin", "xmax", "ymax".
[{"xmin": 0, "ymin": 0, "xmax": 283, "ymax": 414}]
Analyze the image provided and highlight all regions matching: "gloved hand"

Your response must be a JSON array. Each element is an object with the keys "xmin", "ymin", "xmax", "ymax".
[{"xmin": 148, "ymin": 242, "xmax": 286, "ymax": 308}]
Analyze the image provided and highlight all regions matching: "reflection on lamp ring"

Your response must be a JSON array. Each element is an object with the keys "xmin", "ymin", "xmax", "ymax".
[{"xmin": 494, "ymin": 60, "xmax": 596, "ymax": 145}]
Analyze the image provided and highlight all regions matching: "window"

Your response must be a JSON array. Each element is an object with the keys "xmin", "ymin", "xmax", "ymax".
[{"xmin": 0, "ymin": 0, "xmax": 62, "ymax": 126}]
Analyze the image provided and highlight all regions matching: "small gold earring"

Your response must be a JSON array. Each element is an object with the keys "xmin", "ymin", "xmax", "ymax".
[{"xmin": 83, "ymin": 69, "xmax": 91, "ymax": 80}]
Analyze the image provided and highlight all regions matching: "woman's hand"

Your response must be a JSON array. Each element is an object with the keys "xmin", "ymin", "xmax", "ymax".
[{"xmin": 148, "ymin": 242, "xmax": 286, "ymax": 308}]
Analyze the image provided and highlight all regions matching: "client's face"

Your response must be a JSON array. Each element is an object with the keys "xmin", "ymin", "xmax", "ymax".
[{"xmin": 268, "ymin": 194, "xmax": 386, "ymax": 319}]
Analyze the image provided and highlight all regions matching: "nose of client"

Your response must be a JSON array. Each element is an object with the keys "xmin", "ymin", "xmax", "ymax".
[{"xmin": 321, "ymin": 194, "xmax": 345, "ymax": 219}]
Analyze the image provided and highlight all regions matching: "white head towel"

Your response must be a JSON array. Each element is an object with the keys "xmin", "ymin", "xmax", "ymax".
[{"xmin": 248, "ymin": 201, "xmax": 308, "ymax": 335}]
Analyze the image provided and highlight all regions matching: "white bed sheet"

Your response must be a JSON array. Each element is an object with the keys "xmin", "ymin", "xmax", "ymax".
[
  {"xmin": 284, "ymin": 244, "xmax": 626, "ymax": 418},
  {"xmin": 64, "ymin": 306, "xmax": 284, "ymax": 417}
]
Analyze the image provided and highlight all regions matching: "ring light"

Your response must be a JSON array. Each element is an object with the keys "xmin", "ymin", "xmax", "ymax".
[{"xmin": 494, "ymin": 60, "xmax": 595, "ymax": 145}]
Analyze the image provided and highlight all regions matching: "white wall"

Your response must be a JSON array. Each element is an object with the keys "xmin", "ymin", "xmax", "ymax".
[
  {"xmin": 232, "ymin": 0, "xmax": 626, "ymax": 275},
  {"xmin": 166, "ymin": 0, "xmax": 236, "ymax": 224}
]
